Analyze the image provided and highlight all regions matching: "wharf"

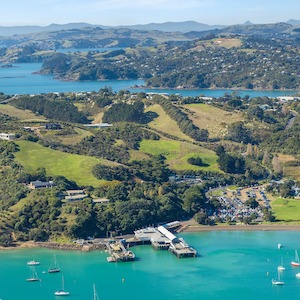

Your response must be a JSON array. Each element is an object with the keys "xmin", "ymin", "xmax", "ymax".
[
  {"xmin": 106, "ymin": 240, "xmax": 135, "ymax": 262},
  {"xmin": 134, "ymin": 224, "xmax": 197, "ymax": 258}
]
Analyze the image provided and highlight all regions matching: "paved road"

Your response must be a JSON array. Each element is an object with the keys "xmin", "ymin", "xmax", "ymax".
[{"xmin": 286, "ymin": 110, "xmax": 298, "ymax": 130}]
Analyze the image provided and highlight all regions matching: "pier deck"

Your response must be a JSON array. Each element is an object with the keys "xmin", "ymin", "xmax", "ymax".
[
  {"xmin": 134, "ymin": 224, "xmax": 197, "ymax": 258},
  {"xmin": 106, "ymin": 240, "xmax": 135, "ymax": 262}
]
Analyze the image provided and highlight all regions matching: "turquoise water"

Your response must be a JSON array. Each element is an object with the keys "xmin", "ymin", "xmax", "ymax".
[
  {"xmin": 1, "ymin": 231, "xmax": 300, "ymax": 300},
  {"xmin": 0, "ymin": 63, "xmax": 298, "ymax": 97}
]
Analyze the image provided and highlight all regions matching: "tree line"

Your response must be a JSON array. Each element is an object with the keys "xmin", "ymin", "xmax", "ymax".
[
  {"xmin": 152, "ymin": 95, "xmax": 209, "ymax": 141},
  {"xmin": 11, "ymin": 95, "xmax": 88, "ymax": 123}
]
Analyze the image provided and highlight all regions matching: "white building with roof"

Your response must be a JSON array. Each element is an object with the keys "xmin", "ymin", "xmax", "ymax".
[{"xmin": 0, "ymin": 133, "xmax": 15, "ymax": 140}]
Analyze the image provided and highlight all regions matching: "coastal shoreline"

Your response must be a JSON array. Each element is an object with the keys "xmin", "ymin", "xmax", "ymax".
[
  {"xmin": 2, "ymin": 223, "xmax": 300, "ymax": 251},
  {"xmin": 180, "ymin": 223, "xmax": 300, "ymax": 232},
  {"xmin": 131, "ymin": 84, "xmax": 300, "ymax": 92},
  {"xmin": 0, "ymin": 241, "xmax": 106, "ymax": 251}
]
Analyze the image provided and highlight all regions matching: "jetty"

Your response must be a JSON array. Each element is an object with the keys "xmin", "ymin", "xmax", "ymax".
[
  {"xmin": 134, "ymin": 224, "xmax": 197, "ymax": 258},
  {"xmin": 106, "ymin": 240, "xmax": 135, "ymax": 262}
]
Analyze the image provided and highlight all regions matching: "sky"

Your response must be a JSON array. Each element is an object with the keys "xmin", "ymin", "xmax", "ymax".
[{"xmin": 1, "ymin": 0, "xmax": 300, "ymax": 27}]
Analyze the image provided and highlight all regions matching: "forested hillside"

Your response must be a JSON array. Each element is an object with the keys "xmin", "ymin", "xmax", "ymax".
[
  {"xmin": 0, "ymin": 88, "xmax": 299, "ymax": 245},
  {"xmin": 36, "ymin": 36, "xmax": 300, "ymax": 90}
]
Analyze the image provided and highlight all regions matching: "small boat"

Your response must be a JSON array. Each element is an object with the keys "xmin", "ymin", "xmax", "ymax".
[
  {"xmin": 48, "ymin": 254, "xmax": 60, "ymax": 273},
  {"xmin": 272, "ymin": 269, "xmax": 284, "ymax": 285},
  {"xmin": 26, "ymin": 268, "xmax": 40, "ymax": 282},
  {"xmin": 93, "ymin": 284, "xmax": 99, "ymax": 300},
  {"xmin": 278, "ymin": 243, "xmax": 282, "ymax": 249},
  {"xmin": 278, "ymin": 257, "xmax": 285, "ymax": 271},
  {"xmin": 291, "ymin": 249, "xmax": 300, "ymax": 267},
  {"xmin": 54, "ymin": 275, "xmax": 69, "ymax": 296},
  {"xmin": 27, "ymin": 260, "xmax": 40, "ymax": 266}
]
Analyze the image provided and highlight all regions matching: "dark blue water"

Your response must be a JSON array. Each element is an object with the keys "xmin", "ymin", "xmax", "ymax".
[
  {"xmin": 0, "ymin": 63, "xmax": 298, "ymax": 97},
  {"xmin": 56, "ymin": 47, "xmax": 124, "ymax": 53},
  {"xmin": 1, "ymin": 231, "xmax": 300, "ymax": 300}
]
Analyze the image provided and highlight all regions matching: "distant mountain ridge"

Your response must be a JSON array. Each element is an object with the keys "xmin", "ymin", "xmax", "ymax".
[
  {"xmin": 121, "ymin": 21, "xmax": 225, "ymax": 32},
  {"xmin": 0, "ymin": 20, "xmax": 300, "ymax": 37},
  {"xmin": 286, "ymin": 19, "xmax": 300, "ymax": 25},
  {"xmin": 0, "ymin": 21, "xmax": 225, "ymax": 36},
  {"xmin": 0, "ymin": 23, "xmax": 97, "ymax": 36}
]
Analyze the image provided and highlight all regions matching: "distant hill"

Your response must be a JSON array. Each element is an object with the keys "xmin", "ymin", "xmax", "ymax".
[
  {"xmin": 287, "ymin": 19, "xmax": 300, "ymax": 26},
  {"xmin": 183, "ymin": 22, "xmax": 294, "ymax": 39},
  {"xmin": 121, "ymin": 21, "xmax": 225, "ymax": 33},
  {"xmin": 1, "ymin": 20, "xmax": 299, "ymax": 37},
  {"xmin": 0, "ymin": 23, "xmax": 97, "ymax": 36},
  {"xmin": 0, "ymin": 21, "xmax": 225, "ymax": 36},
  {"xmin": 217, "ymin": 22, "xmax": 294, "ymax": 37}
]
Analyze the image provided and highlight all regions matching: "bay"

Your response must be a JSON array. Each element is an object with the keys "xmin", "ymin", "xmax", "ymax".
[
  {"xmin": 1, "ymin": 231, "xmax": 300, "ymax": 300},
  {"xmin": 0, "ymin": 63, "xmax": 298, "ymax": 97}
]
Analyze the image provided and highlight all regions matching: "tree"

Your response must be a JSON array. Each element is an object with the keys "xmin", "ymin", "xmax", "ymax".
[
  {"xmin": 281, "ymin": 104, "xmax": 290, "ymax": 116},
  {"xmin": 272, "ymin": 155, "xmax": 283, "ymax": 176},
  {"xmin": 262, "ymin": 150, "xmax": 270, "ymax": 166},
  {"xmin": 245, "ymin": 197, "xmax": 259, "ymax": 208},
  {"xmin": 247, "ymin": 106, "xmax": 264, "ymax": 120},
  {"xmin": 263, "ymin": 208, "xmax": 276, "ymax": 222},
  {"xmin": 246, "ymin": 144, "xmax": 253, "ymax": 156},
  {"xmin": 218, "ymin": 153, "xmax": 245, "ymax": 174},
  {"xmin": 0, "ymin": 232, "xmax": 13, "ymax": 247},
  {"xmin": 182, "ymin": 186, "xmax": 207, "ymax": 215},
  {"xmin": 227, "ymin": 122, "xmax": 252, "ymax": 143},
  {"xmin": 187, "ymin": 157, "xmax": 204, "ymax": 166},
  {"xmin": 216, "ymin": 145, "xmax": 225, "ymax": 156},
  {"xmin": 103, "ymin": 102, "xmax": 145, "ymax": 123},
  {"xmin": 194, "ymin": 211, "xmax": 209, "ymax": 225}
]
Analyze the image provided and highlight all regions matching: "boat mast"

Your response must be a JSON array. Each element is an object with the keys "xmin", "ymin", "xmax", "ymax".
[{"xmin": 93, "ymin": 284, "xmax": 99, "ymax": 300}]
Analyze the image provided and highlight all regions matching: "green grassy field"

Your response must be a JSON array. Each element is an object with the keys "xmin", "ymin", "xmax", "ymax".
[
  {"xmin": 14, "ymin": 140, "xmax": 117, "ymax": 187},
  {"xmin": 227, "ymin": 185, "xmax": 238, "ymax": 191},
  {"xmin": 145, "ymin": 104, "xmax": 193, "ymax": 141},
  {"xmin": 129, "ymin": 150, "xmax": 151, "ymax": 162},
  {"xmin": 271, "ymin": 197, "xmax": 300, "ymax": 221},
  {"xmin": 0, "ymin": 104, "xmax": 47, "ymax": 122},
  {"xmin": 52, "ymin": 127, "xmax": 93, "ymax": 146},
  {"xmin": 277, "ymin": 153, "xmax": 300, "ymax": 181},
  {"xmin": 183, "ymin": 103, "xmax": 243, "ymax": 139},
  {"xmin": 139, "ymin": 138, "xmax": 221, "ymax": 172}
]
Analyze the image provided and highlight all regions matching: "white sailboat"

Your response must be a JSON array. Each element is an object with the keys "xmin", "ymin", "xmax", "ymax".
[
  {"xmin": 27, "ymin": 260, "xmax": 40, "ymax": 266},
  {"xmin": 26, "ymin": 267, "xmax": 40, "ymax": 282},
  {"xmin": 291, "ymin": 249, "xmax": 300, "ymax": 267},
  {"xmin": 272, "ymin": 269, "xmax": 284, "ymax": 285},
  {"xmin": 93, "ymin": 284, "xmax": 99, "ymax": 300},
  {"xmin": 48, "ymin": 254, "xmax": 60, "ymax": 273},
  {"xmin": 277, "ymin": 257, "xmax": 285, "ymax": 271},
  {"xmin": 54, "ymin": 275, "xmax": 70, "ymax": 296}
]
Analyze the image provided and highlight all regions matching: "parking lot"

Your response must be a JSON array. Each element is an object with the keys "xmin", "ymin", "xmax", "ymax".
[{"xmin": 209, "ymin": 186, "xmax": 271, "ymax": 223}]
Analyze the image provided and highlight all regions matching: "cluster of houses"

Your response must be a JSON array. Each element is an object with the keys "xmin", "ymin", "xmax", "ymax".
[{"xmin": 26, "ymin": 180, "xmax": 110, "ymax": 203}]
